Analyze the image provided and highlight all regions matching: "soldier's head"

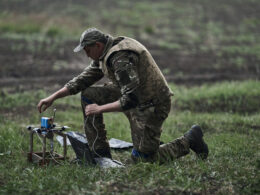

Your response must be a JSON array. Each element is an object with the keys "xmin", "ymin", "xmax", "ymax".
[{"xmin": 74, "ymin": 28, "xmax": 108, "ymax": 60}]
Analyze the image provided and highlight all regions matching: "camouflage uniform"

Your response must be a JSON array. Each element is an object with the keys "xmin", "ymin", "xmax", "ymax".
[{"xmin": 66, "ymin": 36, "xmax": 190, "ymax": 163}]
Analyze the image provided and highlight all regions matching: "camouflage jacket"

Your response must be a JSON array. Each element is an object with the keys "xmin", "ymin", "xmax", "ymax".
[{"xmin": 65, "ymin": 37, "xmax": 173, "ymax": 110}]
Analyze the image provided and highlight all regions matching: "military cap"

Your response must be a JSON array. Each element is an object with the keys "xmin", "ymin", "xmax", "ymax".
[{"xmin": 74, "ymin": 27, "xmax": 107, "ymax": 52}]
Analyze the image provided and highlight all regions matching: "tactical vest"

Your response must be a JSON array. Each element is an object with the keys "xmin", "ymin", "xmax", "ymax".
[{"xmin": 100, "ymin": 37, "xmax": 173, "ymax": 105}]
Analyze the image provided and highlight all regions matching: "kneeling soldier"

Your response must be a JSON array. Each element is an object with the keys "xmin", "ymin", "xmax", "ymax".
[{"xmin": 38, "ymin": 28, "xmax": 208, "ymax": 163}]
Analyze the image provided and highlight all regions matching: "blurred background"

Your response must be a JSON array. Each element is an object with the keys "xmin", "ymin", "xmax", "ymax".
[{"xmin": 0, "ymin": 0, "xmax": 259, "ymax": 91}]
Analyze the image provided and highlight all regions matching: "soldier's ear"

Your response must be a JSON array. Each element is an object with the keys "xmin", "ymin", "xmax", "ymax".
[
  {"xmin": 95, "ymin": 42, "xmax": 103, "ymax": 48},
  {"xmin": 96, "ymin": 42, "xmax": 105, "ymax": 52}
]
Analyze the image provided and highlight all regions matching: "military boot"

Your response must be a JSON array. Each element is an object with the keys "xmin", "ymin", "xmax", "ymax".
[{"xmin": 184, "ymin": 125, "xmax": 208, "ymax": 159}]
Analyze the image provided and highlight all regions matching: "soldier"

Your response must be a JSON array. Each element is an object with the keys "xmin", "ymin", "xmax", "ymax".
[{"xmin": 37, "ymin": 28, "xmax": 208, "ymax": 163}]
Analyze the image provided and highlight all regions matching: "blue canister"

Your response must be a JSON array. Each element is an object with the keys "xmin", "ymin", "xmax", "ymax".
[{"xmin": 41, "ymin": 117, "xmax": 52, "ymax": 129}]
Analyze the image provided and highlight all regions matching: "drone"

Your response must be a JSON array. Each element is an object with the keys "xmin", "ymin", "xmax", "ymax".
[{"xmin": 27, "ymin": 109, "xmax": 69, "ymax": 165}]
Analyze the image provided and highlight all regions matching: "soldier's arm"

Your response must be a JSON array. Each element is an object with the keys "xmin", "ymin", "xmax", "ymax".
[
  {"xmin": 85, "ymin": 100, "xmax": 122, "ymax": 116},
  {"xmin": 38, "ymin": 61, "xmax": 104, "ymax": 113},
  {"xmin": 65, "ymin": 60, "xmax": 104, "ymax": 95},
  {"xmin": 109, "ymin": 50, "xmax": 140, "ymax": 110},
  {"xmin": 84, "ymin": 51, "xmax": 140, "ymax": 115},
  {"xmin": 37, "ymin": 87, "xmax": 70, "ymax": 113}
]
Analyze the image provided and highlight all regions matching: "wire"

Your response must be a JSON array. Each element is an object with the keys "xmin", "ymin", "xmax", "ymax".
[
  {"xmin": 34, "ymin": 129, "xmax": 62, "ymax": 165},
  {"xmin": 85, "ymin": 114, "xmax": 102, "ymax": 158},
  {"xmin": 92, "ymin": 115, "xmax": 102, "ymax": 158}
]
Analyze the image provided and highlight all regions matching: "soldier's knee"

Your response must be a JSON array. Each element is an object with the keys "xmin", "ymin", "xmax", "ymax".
[
  {"xmin": 81, "ymin": 88, "xmax": 89, "ymax": 98},
  {"xmin": 81, "ymin": 95, "xmax": 93, "ymax": 104},
  {"xmin": 81, "ymin": 88, "xmax": 94, "ymax": 104}
]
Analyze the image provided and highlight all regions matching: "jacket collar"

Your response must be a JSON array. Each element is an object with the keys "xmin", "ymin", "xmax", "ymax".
[{"xmin": 99, "ymin": 35, "xmax": 114, "ymax": 61}]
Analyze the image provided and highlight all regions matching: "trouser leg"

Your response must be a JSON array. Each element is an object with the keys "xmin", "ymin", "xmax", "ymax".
[
  {"xmin": 127, "ymin": 106, "xmax": 163, "ymax": 156},
  {"xmin": 81, "ymin": 84, "xmax": 121, "ymax": 158},
  {"xmin": 129, "ymin": 97, "xmax": 190, "ymax": 163},
  {"xmin": 156, "ymin": 136, "xmax": 190, "ymax": 163}
]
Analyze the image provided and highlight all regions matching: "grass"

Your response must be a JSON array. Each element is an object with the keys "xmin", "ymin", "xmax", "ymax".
[
  {"xmin": 0, "ymin": 80, "xmax": 260, "ymax": 194},
  {"xmin": 0, "ymin": 0, "xmax": 259, "ymax": 193},
  {"xmin": 171, "ymin": 80, "xmax": 260, "ymax": 113}
]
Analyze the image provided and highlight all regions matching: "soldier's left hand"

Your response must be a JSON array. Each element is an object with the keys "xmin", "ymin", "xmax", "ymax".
[{"xmin": 85, "ymin": 104, "xmax": 102, "ymax": 116}]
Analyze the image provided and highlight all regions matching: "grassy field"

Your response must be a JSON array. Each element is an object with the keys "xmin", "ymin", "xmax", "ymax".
[
  {"xmin": 0, "ymin": 80, "xmax": 259, "ymax": 194},
  {"xmin": 0, "ymin": 0, "xmax": 259, "ymax": 194}
]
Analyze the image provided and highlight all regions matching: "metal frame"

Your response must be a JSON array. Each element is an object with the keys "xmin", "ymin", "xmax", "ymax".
[{"xmin": 27, "ymin": 130, "xmax": 67, "ymax": 166}]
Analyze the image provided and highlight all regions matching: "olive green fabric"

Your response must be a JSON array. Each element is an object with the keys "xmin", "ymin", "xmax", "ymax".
[
  {"xmin": 81, "ymin": 84, "xmax": 121, "ymax": 152},
  {"xmin": 74, "ymin": 27, "xmax": 109, "ymax": 53},
  {"xmin": 101, "ymin": 37, "xmax": 173, "ymax": 107},
  {"xmin": 108, "ymin": 50, "xmax": 140, "ymax": 110},
  {"xmin": 65, "ymin": 61, "xmax": 104, "ymax": 94},
  {"xmin": 81, "ymin": 84, "xmax": 190, "ymax": 163},
  {"xmin": 67, "ymin": 34, "xmax": 190, "ymax": 163}
]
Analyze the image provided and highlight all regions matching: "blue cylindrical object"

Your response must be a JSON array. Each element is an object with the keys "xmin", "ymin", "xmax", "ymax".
[{"xmin": 41, "ymin": 117, "xmax": 51, "ymax": 128}]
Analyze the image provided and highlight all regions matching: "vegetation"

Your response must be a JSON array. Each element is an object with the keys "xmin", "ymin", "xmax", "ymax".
[
  {"xmin": 0, "ymin": 0, "xmax": 259, "ymax": 194},
  {"xmin": 0, "ymin": 80, "xmax": 259, "ymax": 194},
  {"xmin": 171, "ymin": 80, "xmax": 260, "ymax": 113}
]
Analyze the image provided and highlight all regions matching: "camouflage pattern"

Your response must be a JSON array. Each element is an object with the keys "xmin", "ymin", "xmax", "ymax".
[
  {"xmin": 74, "ymin": 27, "xmax": 108, "ymax": 53},
  {"xmin": 101, "ymin": 37, "xmax": 174, "ymax": 106},
  {"xmin": 65, "ymin": 60, "xmax": 104, "ymax": 95},
  {"xmin": 81, "ymin": 84, "xmax": 121, "ymax": 153},
  {"xmin": 81, "ymin": 84, "xmax": 190, "ymax": 163},
  {"xmin": 108, "ymin": 50, "xmax": 140, "ymax": 110},
  {"xmin": 65, "ymin": 34, "xmax": 114, "ymax": 95},
  {"xmin": 66, "ymin": 35, "xmax": 189, "ymax": 163},
  {"xmin": 156, "ymin": 136, "xmax": 190, "ymax": 163}
]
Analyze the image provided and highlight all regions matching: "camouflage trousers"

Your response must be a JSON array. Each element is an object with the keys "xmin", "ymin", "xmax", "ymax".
[{"xmin": 81, "ymin": 84, "xmax": 190, "ymax": 163}]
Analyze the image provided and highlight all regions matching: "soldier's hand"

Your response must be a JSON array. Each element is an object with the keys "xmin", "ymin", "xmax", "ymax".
[
  {"xmin": 85, "ymin": 104, "xmax": 102, "ymax": 116},
  {"xmin": 37, "ymin": 97, "xmax": 54, "ymax": 113}
]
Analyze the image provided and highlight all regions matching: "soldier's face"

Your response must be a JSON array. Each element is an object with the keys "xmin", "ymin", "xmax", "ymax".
[{"xmin": 84, "ymin": 42, "xmax": 104, "ymax": 61}]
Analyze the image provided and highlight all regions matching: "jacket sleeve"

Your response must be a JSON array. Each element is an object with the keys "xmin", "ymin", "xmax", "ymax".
[
  {"xmin": 109, "ymin": 51, "xmax": 140, "ymax": 110},
  {"xmin": 65, "ymin": 60, "xmax": 104, "ymax": 95}
]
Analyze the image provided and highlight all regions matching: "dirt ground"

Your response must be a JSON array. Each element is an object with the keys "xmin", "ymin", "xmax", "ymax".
[
  {"xmin": 1, "ymin": 36, "xmax": 259, "ymax": 93},
  {"xmin": 1, "ymin": 0, "xmax": 259, "ymax": 91}
]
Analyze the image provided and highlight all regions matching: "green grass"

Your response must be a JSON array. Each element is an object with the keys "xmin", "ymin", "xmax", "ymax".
[
  {"xmin": 2, "ymin": 80, "xmax": 259, "ymax": 113},
  {"xmin": 171, "ymin": 80, "xmax": 260, "ymax": 113},
  {"xmin": 0, "ymin": 80, "xmax": 260, "ymax": 194},
  {"xmin": 1, "ymin": 116, "xmax": 259, "ymax": 194},
  {"xmin": 0, "ymin": 0, "xmax": 259, "ymax": 193}
]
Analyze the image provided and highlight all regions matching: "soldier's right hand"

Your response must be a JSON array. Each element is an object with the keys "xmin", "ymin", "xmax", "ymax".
[{"xmin": 37, "ymin": 97, "xmax": 54, "ymax": 113}]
